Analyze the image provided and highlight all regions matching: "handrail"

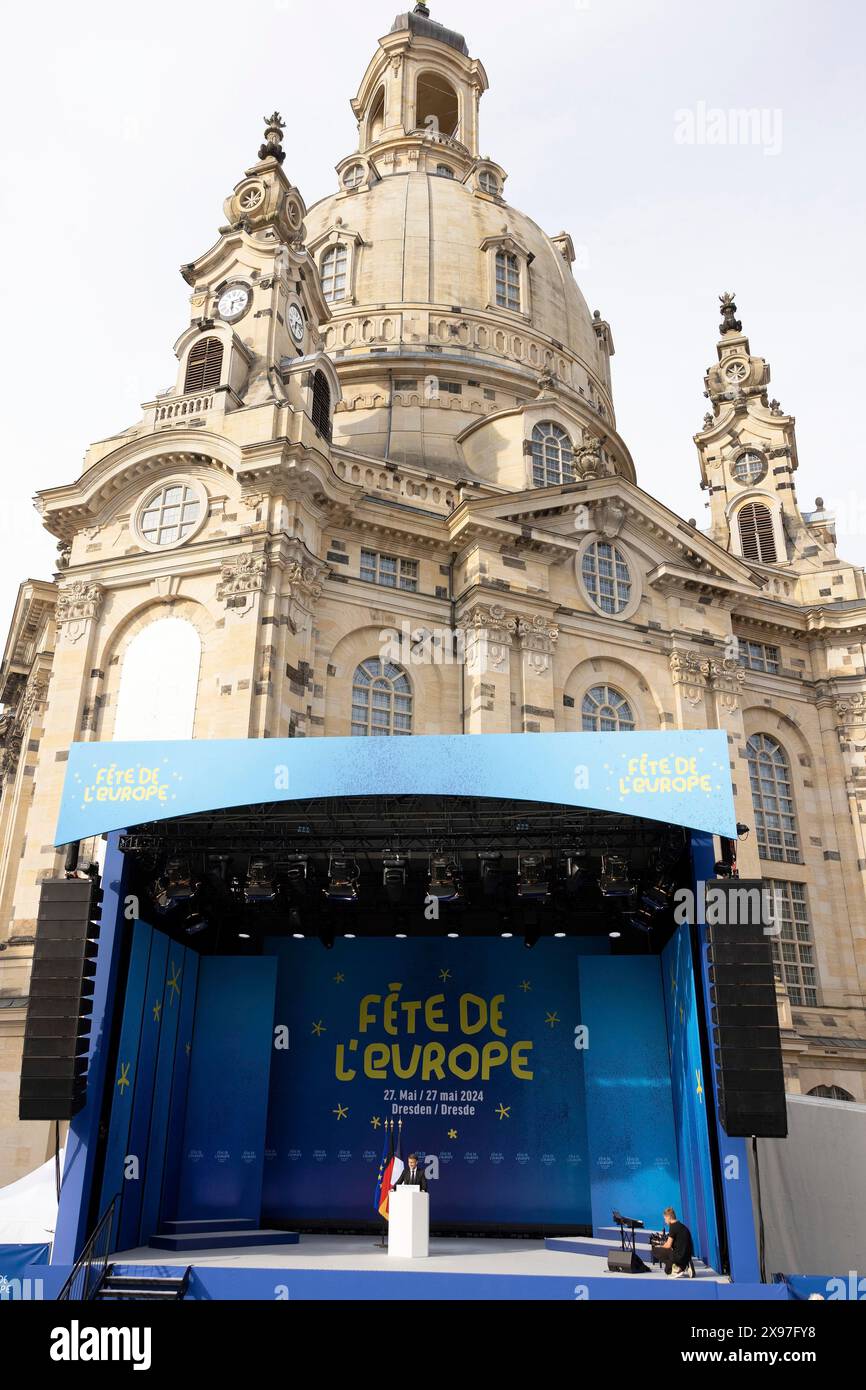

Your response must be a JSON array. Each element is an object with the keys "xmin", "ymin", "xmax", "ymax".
[{"xmin": 56, "ymin": 1194, "xmax": 120, "ymax": 1301}]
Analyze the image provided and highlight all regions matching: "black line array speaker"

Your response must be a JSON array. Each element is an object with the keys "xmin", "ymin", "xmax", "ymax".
[
  {"xmin": 19, "ymin": 875, "xmax": 103, "ymax": 1121},
  {"xmin": 706, "ymin": 879, "xmax": 788, "ymax": 1138}
]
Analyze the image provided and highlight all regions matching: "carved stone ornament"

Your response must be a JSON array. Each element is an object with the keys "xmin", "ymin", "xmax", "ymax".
[
  {"xmin": 708, "ymin": 657, "xmax": 746, "ymax": 714},
  {"xmin": 669, "ymin": 649, "xmax": 711, "ymax": 708},
  {"xmin": 719, "ymin": 291, "xmax": 742, "ymax": 335},
  {"xmin": 835, "ymin": 693, "xmax": 866, "ymax": 729},
  {"xmin": 259, "ymin": 111, "xmax": 287, "ymax": 166},
  {"xmin": 56, "ymin": 581, "xmax": 105, "ymax": 643},
  {"xmin": 458, "ymin": 605, "xmax": 519, "ymax": 676},
  {"xmin": 217, "ymin": 554, "xmax": 268, "ymax": 604},
  {"xmin": 593, "ymin": 498, "xmax": 627, "ymax": 539},
  {"xmin": 574, "ymin": 435, "xmax": 607, "ymax": 480}
]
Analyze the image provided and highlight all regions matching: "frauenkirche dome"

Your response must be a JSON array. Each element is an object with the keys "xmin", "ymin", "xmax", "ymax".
[{"xmin": 304, "ymin": 5, "xmax": 633, "ymax": 484}]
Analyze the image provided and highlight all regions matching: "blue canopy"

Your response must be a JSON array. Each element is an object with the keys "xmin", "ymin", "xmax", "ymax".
[{"xmin": 54, "ymin": 730, "xmax": 737, "ymax": 846}]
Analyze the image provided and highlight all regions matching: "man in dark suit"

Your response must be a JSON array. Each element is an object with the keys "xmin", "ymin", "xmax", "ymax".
[{"xmin": 392, "ymin": 1153, "xmax": 428, "ymax": 1192}]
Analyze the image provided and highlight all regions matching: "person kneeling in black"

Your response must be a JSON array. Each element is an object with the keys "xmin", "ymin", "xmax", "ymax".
[{"xmin": 657, "ymin": 1206, "xmax": 695, "ymax": 1278}]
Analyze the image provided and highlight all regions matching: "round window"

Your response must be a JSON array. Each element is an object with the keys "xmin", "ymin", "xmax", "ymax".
[
  {"xmin": 135, "ymin": 480, "xmax": 206, "ymax": 549},
  {"xmin": 732, "ymin": 450, "xmax": 767, "ymax": 484},
  {"xmin": 342, "ymin": 165, "xmax": 365, "ymax": 190}
]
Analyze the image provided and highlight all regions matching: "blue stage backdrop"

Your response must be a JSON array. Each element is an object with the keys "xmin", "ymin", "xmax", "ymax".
[{"xmin": 262, "ymin": 937, "xmax": 682, "ymax": 1230}]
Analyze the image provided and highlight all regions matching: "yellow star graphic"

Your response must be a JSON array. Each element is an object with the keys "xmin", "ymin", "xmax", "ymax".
[
  {"xmin": 439, "ymin": 968, "xmax": 452, "ymax": 982},
  {"xmin": 448, "ymin": 1129, "xmax": 458, "ymax": 1140},
  {"xmin": 334, "ymin": 972, "xmax": 345, "ymax": 983},
  {"xmin": 152, "ymin": 999, "xmax": 161, "ymax": 1023},
  {"xmin": 544, "ymin": 1011, "xmax": 560, "ymax": 1028},
  {"xmin": 371, "ymin": 1116, "xmax": 382, "ymax": 1129},
  {"xmin": 312, "ymin": 1020, "xmax": 326, "ymax": 1036},
  {"xmin": 117, "ymin": 1062, "xmax": 131, "ymax": 1095},
  {"xmin": 167, "ymin": 961, "xmax": 181, "ymax": 1004},
  {"xmin": 695, "ymin": 1069, "xmax": 704, "ymax": 1102},
  {"xmin": 496, "ymin": 1104, "xmax": 511, "ymax": 1120},
  {"xmin": 520, "ymin": 980, "xmax": 532, "ymax": 992},
  {"xmin": 333, "ymin": 1104, "xmax": 349, "ymax": 1121}
]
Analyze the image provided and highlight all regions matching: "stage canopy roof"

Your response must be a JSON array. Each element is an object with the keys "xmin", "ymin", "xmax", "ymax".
[{"xmin": 54, "ymin": 731, "xmax": 736, "ymax": 846}]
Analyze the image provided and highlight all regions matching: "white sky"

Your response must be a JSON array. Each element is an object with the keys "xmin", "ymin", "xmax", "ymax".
[{"xmin": 1, "ymin": 0, "xmax": 864, "ymax": 631}]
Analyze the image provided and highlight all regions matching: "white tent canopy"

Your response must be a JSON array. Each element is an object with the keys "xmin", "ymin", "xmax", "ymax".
[{"xmin": 0, "ymin": 1150, "xmax": 61, "ymax": 1245}]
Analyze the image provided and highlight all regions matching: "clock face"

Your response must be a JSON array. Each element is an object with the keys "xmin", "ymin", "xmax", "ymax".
[
  {"xmin": 217, "ymin": 285, "xmax": 250, "ymax": 321},
  {"xmin": 288, "ymin": 303, "xmax": 305, "ymax": 344}
]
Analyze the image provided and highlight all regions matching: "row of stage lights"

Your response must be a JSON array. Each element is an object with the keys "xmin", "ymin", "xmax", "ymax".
[{"xmin": 145, "ymin": 840, "xmax": 684, "ymax": 947}]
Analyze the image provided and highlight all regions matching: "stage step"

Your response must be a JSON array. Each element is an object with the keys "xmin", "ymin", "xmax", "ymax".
[
  {"xmin": 159, "ymin": 1218, "xmax": 257, "ymax": 1235},
  {"xmin": 148, "ymin": 1228, "xmax": 300, "ymax": 1253},
  {"xmin": 96, "ymin": 1266, "xmax": 190, "ymax": 1302}
]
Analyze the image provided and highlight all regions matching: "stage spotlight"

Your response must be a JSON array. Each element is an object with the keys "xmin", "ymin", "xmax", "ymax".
[
  {"xmin": 382, "ymin": 852, "xmax": 408, "ymax": 904},
  {"xmin": 479, "ymin": 851, "xmax": 503, "ymax": 898},
  {"xmin": 736, "ymin": 823, "xmax": 750, "ymax": 840},
  {"xmin": 284, "ymin": 855, "xmax": 310, "ymax": 889},
  {"xmin": 152, "ymin": 858, "xmax": 197, "ymax": 912},
  {"xmin": 554, "ymin": 932, "xmax": 566, "ymax": 939},
  {"xmin": 183, "ymin": 911, "xmax": 209, "ymax": 937},
  {"xmin": 447, "ymin": 932, "xmax": 460, "ymax": 939},
  {"xmin": 428, "ymin": 853, "xmax": 464, "ymax": 906},
  {"xmin": 563, "ymin": 852, "xmax": 596, "ymax": 895},
  {"xmin": 628, "ymin": 907, "xmax": 655, "ymax": 934},
  {"xmin": 609, "ymin": 930, "xmax": 621, "ymax": 939},
  {"xmin": 517, "ymin": 853, "xmax": 551, "ymax": 903},
  {"xmin": 245, "ymin": 857, "xmax": 276, "ymax": 904},
  {"xmin": 238, "ymin": 931, "xmax": 251, "ymax": 941},
  {"xmin": 599, "ymin": 854, "xmax": 634, "ymax": 900},
  {"xmin": 292, "ymin": 933, "xmax": 305, "ymax": 940},
  {"xmin": 501, "ymin": 932, "xmax": 513, "ymax": 939},
  {"xmin": 324, "ymin": 851, "xmax": 360, "ymax": 905}
]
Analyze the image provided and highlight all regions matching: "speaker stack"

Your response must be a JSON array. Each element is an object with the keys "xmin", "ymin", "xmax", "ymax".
[
  {"xmin": 706, "ymin": 879, "xmax": 788, "ymax": 1138},
  {"xmin": 19, "ymin": 876, "xmax": 103, "ymax": 1121}
]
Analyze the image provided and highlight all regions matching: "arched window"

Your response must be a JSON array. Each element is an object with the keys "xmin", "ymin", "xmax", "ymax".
[
  {"xmin": 738, "ymin": 501, "xmax": 777, "ymax": 563},
  {"xmin": 416, "ymin": 72, "xmax": 458, "ymax": 138},
  {"xmin": 747, "ymin": 734, "xmax": 800, "ymax": 862},
  {"xmin": 531, "ymin": 423, "xmax": 574, "ymax": 486},
  {"xmin": 113, "ymin": 617, "xmax": 201, "ymax": 741},
  {"xmin": 495, "ymin": 251, "xmax": 521, "ymax": 312},
  {"xmin": 321, "ymin": 244, "xmax": 348, "ymax": 303},
  {"xmin": 367, "ymin": 87, "xmax": 385, "ymax": 144},
  {"xmin": 351, "ymin": 659, "xmax": 412, "ymax": 736},
  {"xmin": 311, "ymin": 371, "xmax": 332, "ymax": 440},
  {"xmin": 581, "ymin": 541, "xmax": 632, "ymax": 615},
  {"xmin": 582, "ymin": 685, "xmax": 635, "ymax": 732},
  {"xmin": 807, "ymin": 1085, "xmax": 854, "ymax": 1102},
  {"xmin": 184, "ymin": 337, "xmax": 223, "ymax": 394}
]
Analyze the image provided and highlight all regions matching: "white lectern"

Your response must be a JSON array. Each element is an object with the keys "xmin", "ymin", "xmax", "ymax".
[{"xmin": 388, "ymin": 1187, "xmax": 430, "ymax": 1258}]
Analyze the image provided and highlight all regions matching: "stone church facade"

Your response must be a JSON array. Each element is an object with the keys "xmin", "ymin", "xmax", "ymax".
[{"xmin": 1, "ymin": 4, "xmax": 864, "ymax": 1185}]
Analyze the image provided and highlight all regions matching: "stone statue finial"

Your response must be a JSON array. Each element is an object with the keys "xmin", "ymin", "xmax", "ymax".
[
  {"xmin": 259, "ymin": 111, "xmax": 286, "ymax": 165},
  {"xmin": 719, "ymin": 291, "xmax": 742, "ymax": 335},
  {"xmin": 414, "ymin": 2, "xmax": 431, "ymax": 15}
]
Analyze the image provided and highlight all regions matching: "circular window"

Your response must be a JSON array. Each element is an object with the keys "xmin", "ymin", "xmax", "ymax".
[
  {"xmin": 342, "ymin": 164, "xmax": 365, "ymax": 190},
  {"xmin": 725, "ymin": 361, "xmax": 749, "ymax": 383},
  {"xmin": 732, "ymin": 449, "xmax": 767, "ymax": 484},
  {"xmin": 581, "ymin": 540, "xmax": 633, "ymax": 615},
  {"xmin": 135, "ymin": 480, "xmax": 207, "ymax": 550},
  {"xmin": 479, "ymin": 170, "xmax": 499, "ymax": 195}
]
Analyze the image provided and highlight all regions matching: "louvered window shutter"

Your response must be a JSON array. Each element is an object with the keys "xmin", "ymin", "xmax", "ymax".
[
  {"xmin": 312, "ymin": 371, "xmax": 332, "ymax": 441},
  {"xmin": 738, "ymin": 502, "xmax": 777, "ymax": 563},
  {"xmin": 184, "ymin": 338, "xmax": 223, "ymax": 394}
]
